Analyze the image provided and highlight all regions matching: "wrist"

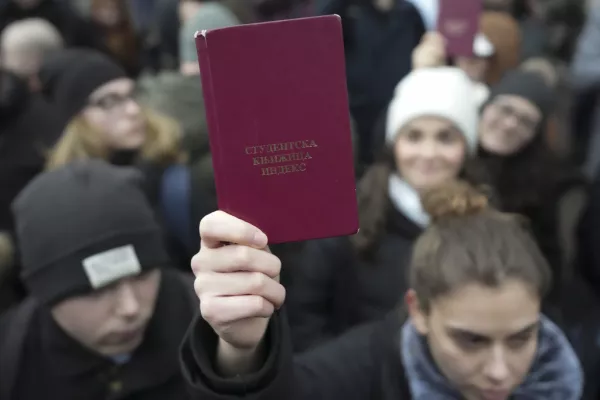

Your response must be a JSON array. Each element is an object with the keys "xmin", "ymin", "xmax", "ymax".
[{"xmin": 217, "ymin": 338, "xmax": 265, "ymax": 377}]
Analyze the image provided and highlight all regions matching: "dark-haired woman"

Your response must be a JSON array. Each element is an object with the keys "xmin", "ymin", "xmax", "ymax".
[
  {"xmin": 477, "ymin": 70, "xmax": 586, "ymax": 302},
  {"xmin": 181, "ymin": 181, "xmax": 583, "ymax": 400},
  {"xmin": 285, "ymin": 67, "xmax": 489, "ymax": 352}
]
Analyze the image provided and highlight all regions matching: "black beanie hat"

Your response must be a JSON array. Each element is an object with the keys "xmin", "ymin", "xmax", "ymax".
[
  {"xmin": 39, "ymin": 48, "xmax": 103, "ymax": 103},
  {"xmin": 12, "ymin": 160, "xmax": 171, "ymax": 305},
  {"xmin": 54, "ymin": 51, "xmax": 127, "ymax": 122},
  {"xmin": 487, "ymin": 70, "xmax": 554, "ymax": 119}
]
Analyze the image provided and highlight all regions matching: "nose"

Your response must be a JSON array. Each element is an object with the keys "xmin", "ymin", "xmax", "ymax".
[
  {"xmin": 483, "ymin": 346, "xmax": 510, "ymax": 384},
  {"xmin": 114, "ymin": 281, "xmax": 140, "ymax": 318},
  {"xmin": 420, "ymin": 140, "xmax": 437, "ymax": 159},
  {"xmin": 501, "ymin": 114, "xmax": 520, "ymax": 131},
  {"xmin": 123, "ymin": 97, "xmax": 142, "ymax": 117}
]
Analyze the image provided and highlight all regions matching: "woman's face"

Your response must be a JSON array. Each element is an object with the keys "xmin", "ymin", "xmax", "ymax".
[
  {"xmin": 92, "ymin": 0, "xmax": 122, "ymax": 26},
  {"xmin": 83, "ymin": 78, "xmax": 146, "ymax": 151},
  {"xmin": 394, "ymin": 116, "xmax": 467, "ymax": 193},
  {"xmin": 479, "ymin": 95, "xmax": 542, "ymax": 155},
  {"xmin": 409, "ymin": 279, "xmax": 541, "ymax": 400},
  {"xmin": 455, "ymin": 57, "xmax": 490, "ymax": 83}
]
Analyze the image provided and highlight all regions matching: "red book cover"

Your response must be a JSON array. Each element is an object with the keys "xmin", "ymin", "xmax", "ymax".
[
  {"xmin": 437, "ymin": 0, "xmax": 482, "ymax": 57},
  {"xmin": 195, "ymin": 15, "xmax": 358, "ymax": 244}
]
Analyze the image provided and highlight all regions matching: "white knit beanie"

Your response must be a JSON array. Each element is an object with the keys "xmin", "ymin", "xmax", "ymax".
[{"xmin": 385, "ymin": 67, "xmax": 479, "ymax": 153}]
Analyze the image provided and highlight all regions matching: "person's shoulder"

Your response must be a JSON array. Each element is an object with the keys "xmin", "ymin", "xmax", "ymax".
[
  {"xmin": 137, "ymin": 71, "xmax": 181, "ymax": 96},
  {"xmin": 140, "ymin": 71, "xmax": 197, "ymax": 91},
  {"xmin": 137, "ymin": 72, "xmax": 202, "ymax": 113}
]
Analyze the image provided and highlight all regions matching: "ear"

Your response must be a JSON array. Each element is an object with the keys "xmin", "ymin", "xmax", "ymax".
[{"xmin": 405, "ymin": 289, "xmax": 429, "ymax": 335}]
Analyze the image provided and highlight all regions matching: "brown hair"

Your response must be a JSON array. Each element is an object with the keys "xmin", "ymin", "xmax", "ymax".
[
  {"xmin": 410, "ymin": 180, "xmax": 552, "ymax": 311},
  {"xmin": 350, "ymin": 148, "xmax": 491, "ymax": 257},
  {"xmin": 480, "ymin": 11, "xmax": 522, "ymax": 85},
  {"xmin": 90, "ymin": 0, "xmax": 140, "ymax": 76},
  {"xmin": 46, "ymin": 108, "xmax": 185, "ymax": 170}
]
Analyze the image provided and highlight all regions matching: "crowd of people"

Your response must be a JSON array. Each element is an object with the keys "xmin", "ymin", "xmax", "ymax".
[{"xmin": 1, "ymin": 0, "xmax": 599, "ymax": 399}]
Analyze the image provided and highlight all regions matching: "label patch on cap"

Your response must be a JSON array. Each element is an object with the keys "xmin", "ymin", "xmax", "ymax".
[{"xmin": 82, "ymin": 245, "xmax": 142, "ymax": 289}]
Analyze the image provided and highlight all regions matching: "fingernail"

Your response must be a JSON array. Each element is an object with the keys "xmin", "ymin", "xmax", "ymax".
[{"xmin": 253, "ymin": 231, "xmax": 268, "ymax": 246}]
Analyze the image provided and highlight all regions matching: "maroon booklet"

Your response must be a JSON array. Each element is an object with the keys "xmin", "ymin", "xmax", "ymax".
[
  {"xmin": 437, "ymin": 0, "xmax": 482, "ymax": 57},
  {"xmin": 195, "ymin": 15, "xmax": 358, "ymax": 244}
]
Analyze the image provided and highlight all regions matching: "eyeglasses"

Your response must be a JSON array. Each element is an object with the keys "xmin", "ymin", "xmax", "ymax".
[
  {"xmin": 88, "ymin": 91, "xmax": 137, "ymax": 112},
  {"xmin": 493, "ymin": 102, "xmax": 539, "ymax": 132}
]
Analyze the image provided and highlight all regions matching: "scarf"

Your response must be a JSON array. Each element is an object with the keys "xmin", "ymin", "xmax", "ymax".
[
  {"xmin": 388, "ymin": 174, "xmax": 430, "ymax": 228},
  {"xmin": 400, "ymin": 315, "xmax": 583, "ymax": 399}
]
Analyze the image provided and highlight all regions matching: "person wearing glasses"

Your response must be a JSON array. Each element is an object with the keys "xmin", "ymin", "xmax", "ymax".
[
  {"xmin": 46, "ymin": 50, "xmax": 184, "ymax": 171},
  {"xmin": 477, "ymin": 69, "xmax": 585, "ymax": 305},
  {"xmin": 44, "ymin": 50, "xmax": 190, "ymax": 268}
]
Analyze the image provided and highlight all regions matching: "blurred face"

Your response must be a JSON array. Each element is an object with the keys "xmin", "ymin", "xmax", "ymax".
[
  {"xmin": 394, "ymin": 116, "xmax": 467, "ymax": 193},
  {"xmin": 408, "ymin": 280, "xmax": 541, "ymax": 400},
  {"xmin": 51, "ymin": 270, "xmax": 161, "ymax": 356},
  {"xmin": 92, "ymin": 0, "xmax": 122, "ymax": 26},
  {"xmin": 479, "ymin": 95, "xmax": 542, "ymax": 156},
  {"xmin": 12, "ymin": 0, "xmax": 43, "ymax": 10},
  {"xmin": 455, "ymin": 57, "xmax": 490, "ymax": 83},
  {"xmin": 373, "ymin": 0, "xmax": 395, "ymax": 11},
  {"xmin": 83, "ymin": 78, "xmax": 146, "ymax": 151}
]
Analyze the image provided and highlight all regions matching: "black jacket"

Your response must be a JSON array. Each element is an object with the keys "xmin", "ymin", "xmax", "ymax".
[
  {"xmin": 0, "ymin": 71, "xmax": 63, "ymax": 312},
  {"xmin": 180, "ymin": 308, "xmax": 585, "ymax": 400},
  {"xmin": 287, "ymin": 205, "xmax": 421, "ymax": 352},
  {"xmin": 0, "ymin": 269, "xmax": 197, "ymax": 400},
  {"xmin": 0, "ymin": 71, "xmax": 62, "ymax": 233},
  {"xmin": 182, "ymin": 310, "xmax": 412, "ymax": 400},
  {"xmin": 316, "ymin": 0, "xmax": 424, "ymax": 162}
]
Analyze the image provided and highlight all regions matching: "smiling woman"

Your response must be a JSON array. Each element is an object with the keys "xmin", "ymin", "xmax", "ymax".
[
  {"xmin": 285, "ymin": 67, "xmax": 491, "ymax": 353},
  {"xmin": 478, "ymin": 70, "xmax": 585, "ymax": 300}
]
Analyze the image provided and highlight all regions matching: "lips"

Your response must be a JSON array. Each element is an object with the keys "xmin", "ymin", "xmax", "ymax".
[
  {"xmin": 479, "ymin": 389, "xmax": 510, "ymax": 400},
  {"xmin": 109, "ymin": 326, "xmax": 145, "ymax": 344}
]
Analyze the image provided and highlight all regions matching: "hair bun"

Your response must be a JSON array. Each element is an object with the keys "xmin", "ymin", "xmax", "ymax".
[{"xmin": 422, "ymin": 180, "xmax": 489, "ymax": 221}]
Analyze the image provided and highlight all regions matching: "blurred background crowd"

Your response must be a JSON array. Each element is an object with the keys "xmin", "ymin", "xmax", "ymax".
[{"xmin": 3, "ymin": 0, "xmax": 600, "ymax": 398}]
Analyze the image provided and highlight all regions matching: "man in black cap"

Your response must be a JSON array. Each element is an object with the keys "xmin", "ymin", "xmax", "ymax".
[{"xmin": 0, "ymin": 160, "xmax": 197, "ymax": 399}]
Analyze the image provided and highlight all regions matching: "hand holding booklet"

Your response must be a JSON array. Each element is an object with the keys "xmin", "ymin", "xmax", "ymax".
[
  {"xmin": 194, "ymin": 15, "xmax": 359, "ymax": 243},
  {"xmin": 437, "ymin": 0, "xmax": 482, "ymax": 57}
]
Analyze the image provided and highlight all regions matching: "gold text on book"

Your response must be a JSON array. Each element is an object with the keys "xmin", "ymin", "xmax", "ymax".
[{"xmin": 244, "ymin": 139, "xmax": 318, "ymax": 177}]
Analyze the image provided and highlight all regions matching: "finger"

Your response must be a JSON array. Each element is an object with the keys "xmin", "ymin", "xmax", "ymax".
[
  {"xmin": 201, "ymin": 295, "xmax": 275, "ymax": 325},
  {"xmin": 429, "ymin": 31, "xmax": 446, "ymax": 43},
  {"xmin": 196, "ymin": 271, "xmax": 286, "ymax": 308},
  {"xmin": 191, "ymin": 244, "xmax": 280, "ymax": 278},
  {"xmin": 421, "ymin": 31, "xmax": 434, "ymax": 43},
  {"xmin": 199, "ymin": 211, "xmax": 267, "ymax": 249}
]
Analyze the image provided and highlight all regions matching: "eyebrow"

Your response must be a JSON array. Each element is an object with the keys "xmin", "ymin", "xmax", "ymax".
[
  {"xmin": 91, "ymin": 83, "xmax": 135, "ymax": 100},
  {"xmin": 446, "ymin": 321, "xmax": 540, "ymax": 339}
]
